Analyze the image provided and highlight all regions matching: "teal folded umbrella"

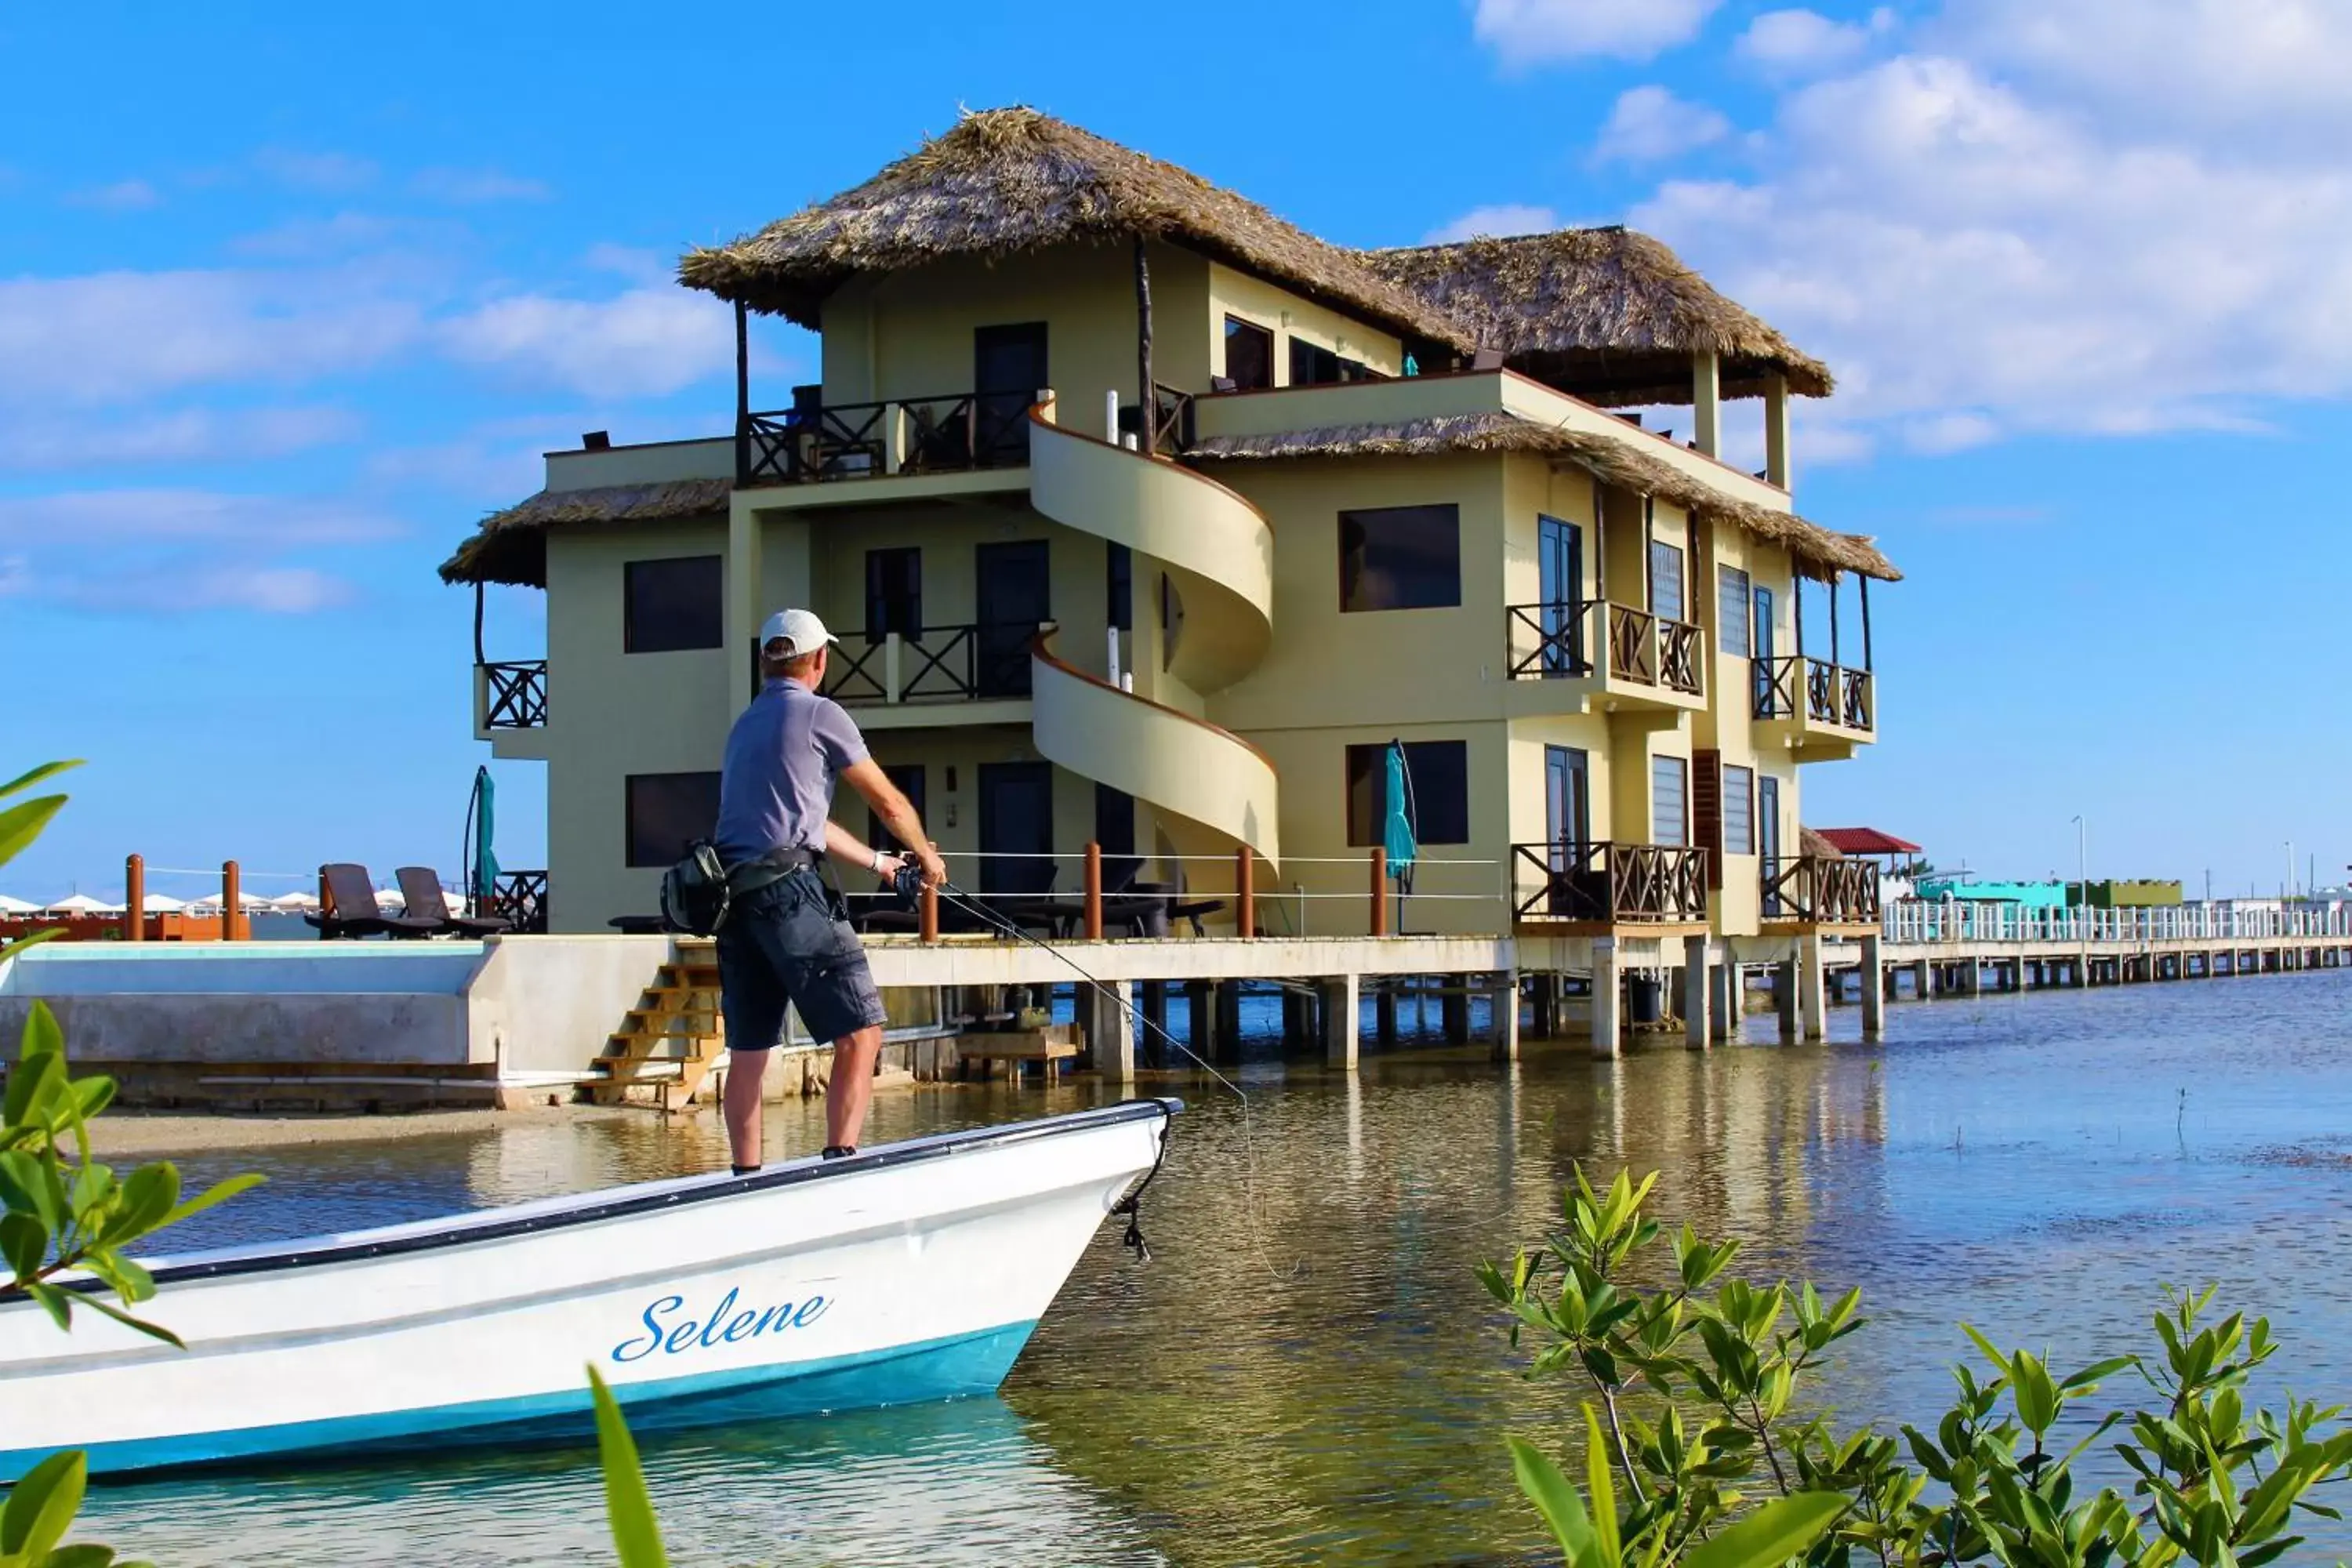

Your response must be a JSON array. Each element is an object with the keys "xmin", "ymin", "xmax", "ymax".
[
  {"xmin": 468, "ymin": 766, "xmax": 499, "ymax": 907},
  {"xmin": 1382, "ymin": 741, "xmax": 1417, "ymax": 902}
]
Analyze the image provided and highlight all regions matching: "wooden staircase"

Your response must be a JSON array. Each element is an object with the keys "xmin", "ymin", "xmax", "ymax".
[{"xmin": 586, "ymin": 943, "xmax": 724, "ymax": 1112}]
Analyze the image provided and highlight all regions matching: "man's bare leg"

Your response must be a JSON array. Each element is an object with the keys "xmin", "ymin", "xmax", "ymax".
[
  {"xmin": 724, "ymin": 1048, "xmax": 768, "ymax": 1170},
  {"xmin": 825, "ymin": 1024, "xmax": 884, "ymax": 1150}
]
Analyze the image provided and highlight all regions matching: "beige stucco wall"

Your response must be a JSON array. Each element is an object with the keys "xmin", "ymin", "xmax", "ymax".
[
  {"xmin": 818, "ymin": 242, "xmax": 1212, "ymax": 422},
  {"xmin": 1206, "ymin": 261, "xmax": 1404, "ymax": 386}
]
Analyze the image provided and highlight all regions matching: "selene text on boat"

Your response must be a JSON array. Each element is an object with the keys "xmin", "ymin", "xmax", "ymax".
[{"xmin": 0, "ymin": 1099, "xmax": 1177, "ymax": 1480}]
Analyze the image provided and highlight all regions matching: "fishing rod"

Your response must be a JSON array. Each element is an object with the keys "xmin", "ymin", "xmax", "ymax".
[{"xmin": 890, "ymin": 862, "xmax": 1302, "ymax": 1280}]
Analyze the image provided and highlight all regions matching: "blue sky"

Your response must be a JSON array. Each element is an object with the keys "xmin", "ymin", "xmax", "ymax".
[{"xmin": 5, "ymin": 0, "xmax": 2348, "ymax": 902}]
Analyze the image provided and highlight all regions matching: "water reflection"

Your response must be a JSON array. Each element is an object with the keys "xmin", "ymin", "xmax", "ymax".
[{"xmin": 87, "ymin": 971, "xmax": 2352, "ymax": 1563}]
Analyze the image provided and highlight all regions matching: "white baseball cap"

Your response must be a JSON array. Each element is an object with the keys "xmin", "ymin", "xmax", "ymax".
[{"xmin": 760, "ymin": 608, "xmax": 838, "ymax": 655}]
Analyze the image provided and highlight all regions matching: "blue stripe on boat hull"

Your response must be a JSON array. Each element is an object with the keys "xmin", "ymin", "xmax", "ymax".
[{"xmin": 2, "ymin": 1320, "xmax": 1040, "ymax": 1483}]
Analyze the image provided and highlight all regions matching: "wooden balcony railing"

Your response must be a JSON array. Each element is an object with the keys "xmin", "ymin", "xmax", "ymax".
[
  {"xmin": 1512, "ymin": 840, "xmax": 1711, "ymax": 924},
  {"xmin": 480, "ymin": 660, "xmax": 547, "ymax": 728},
  {"xmin": 488, "ymin": 869, "xmax": 548, "ymax": 934},
  {"xmin": 1762, "ymin": 855, "xmax": 1881, "ymax": 924},
  {"xmin": 737, "ymin": 390, "xmax": 1034, "ymax": 486},
  {"xmin": 1658, "ymin": 617, "xmax": 1702, "ymax": 695},
  {"xmin": 821, "ymin": 626, "xmax": 980, "ymax": 706},
  {"xmin": 1753, "ymin": 656, "xmax": 1872, "ymax": 732},
  {"xmin": 1608, "ymin": 604, "xmax": 1657, "ymax": 684},
  {"xmin": 1505, "ymin": 601, "xmax": 1594, "ymax": 679}
]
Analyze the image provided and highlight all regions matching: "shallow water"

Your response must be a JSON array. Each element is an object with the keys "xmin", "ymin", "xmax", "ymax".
[{"xmin": 72, "ymin": 971, "xmax": 2352, "ymax": 1564}]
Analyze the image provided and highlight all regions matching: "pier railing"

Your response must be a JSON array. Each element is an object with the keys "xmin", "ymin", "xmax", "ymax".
[{"xmin": 1882, "ymin": 899, "xmax": 2352, "ymax": 946}]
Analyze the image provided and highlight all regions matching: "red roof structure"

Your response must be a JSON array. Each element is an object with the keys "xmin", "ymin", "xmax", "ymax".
[{"xmin": 1814, "ymin": 827, "xmax": 1922, "ymax": 857}]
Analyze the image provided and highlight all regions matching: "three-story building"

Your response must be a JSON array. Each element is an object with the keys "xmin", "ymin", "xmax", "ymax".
[{"xmin": 441, "ymin": 108, "xmax": 1898, "ymax": 970}]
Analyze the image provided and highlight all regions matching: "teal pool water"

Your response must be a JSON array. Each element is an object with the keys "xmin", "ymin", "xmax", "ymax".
[{"xmin": 73, "ymin": 969, "xmax": 2352, "ymax": 1564}]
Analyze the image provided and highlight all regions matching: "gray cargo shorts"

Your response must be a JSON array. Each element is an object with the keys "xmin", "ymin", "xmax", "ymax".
[{"xmin": 715, "ymin": 868, "xmax": 887, "ymax": 1050}]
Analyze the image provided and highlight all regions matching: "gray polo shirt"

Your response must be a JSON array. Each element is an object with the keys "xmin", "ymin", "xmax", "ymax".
[{"xmin": 713, "ymin": 679, "xmax": 869, "ymax": 862}]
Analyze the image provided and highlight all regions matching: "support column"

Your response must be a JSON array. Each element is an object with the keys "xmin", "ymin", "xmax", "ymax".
[
  {"xmin": 1692, "ymin": 350, "xmax": 1722, "ymax": 459},
  {"xmin": 1491, "ymin": 971, "xmax": 1520, "ymax": 1064},
  {"xmin": 1214, "ymin": 981, "xmax": 1243, "ymax": 1065},
  {"xmin": 1860, "ymin": 933, "xmax": 1886, "ymax": 1038},
  {"xmin": 1682, "ymin": 936, "xmax": 1715, "ymax": 1048},
  {"xmin": 1591, "ymin": 940, "xmax": 1622, "ymax": 1059},
  {"xmin": 1798, "ymin": 936, "xmax": 1828, "ymax": 1041},
  {"xmin": 1322, "ymin": 974, "xmax": 1359, "ymax": 1070},
  {"xmin": 1709, "ymin": 959, "xmax": 1737, "ymax": 1040},
  {"xmin": 1141, "ymin": 982, "xmax": 1168, "ymax": 1065},
  {"xmin": 1374, "ymin": 985, "xmax": 1398, "ymax": 1045},
  {"xmin": 1442, "ymin": 986, "xmax": 1470, "ymax": 1045},
  {"xmin": 724, "ymin": 496, "xmax": 767, "ymax": 702},
  {"xmin": 1776, "ymin": 956, "xmax": 1799, "ymax": 1041},
  {"xmin": 1763, "ymin": 371, "xmax": 1793, "ymax": 490},
  {"xmin": 1089, "ymin": 980, "xmax": 1137, "ymax": 1085},
  {"xmin": 1913, "ymin": 958, "xmax": 1933, "ymax": 1001},
  {"xmin": 1185, "ymin": 980, "xmax": 1214, "ymax": 1063}
]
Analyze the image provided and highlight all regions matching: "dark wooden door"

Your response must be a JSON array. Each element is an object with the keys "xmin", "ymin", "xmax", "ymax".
[
  {"xmin": 1759, "ymin": 774, "xmax": 1783, "ymax": 914},
  {"xmin": 975, "ymin": 539, "xmax": 1050, "ymax": 699},
  {"xmin": 975, "ymin": 322, "xmax": 1048, "ymax": 465},
  {"xmin": 978, "ymin": 761, "xmax": 1055, "ymax": 895},
  {"xmin": 1537, "ymin": 514, "xmax": 1582, "ymax": 672}
]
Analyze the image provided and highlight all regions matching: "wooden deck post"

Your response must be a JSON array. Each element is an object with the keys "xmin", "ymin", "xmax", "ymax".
[
  {"xmin": 1083, "ymin": 840, "xmax": 1104, "ymax": 940},
  {"xmin": 222, "ymin": 860, "xmax": 241, "ymax": 942},
  {"xmin": 1235, "ymin": 847, "xmax": 1254, "ymax": 938},
  {"xmin": 125, "ymin": 854, "xmax": 145, "ymax": 943},
  {"xmin": 1370, "ymin": 848, "xmax": 1388, "ymax": 937},
  {"xmin": 919, "ymin": 866, "xmax": 940, "ymax": 945}
]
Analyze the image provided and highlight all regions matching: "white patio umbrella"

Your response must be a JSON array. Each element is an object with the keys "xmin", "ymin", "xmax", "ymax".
[
  {"xmin": 238, "ymin": 889, "xmax": 275, "ymax": 910},
  {"xmin": 374, "ymin": 887, "xmax": 406, "ymax": 913},
  {"xmin": 270, "ymin": 891, "xmax": 319, "ymax": 912},
  {"xmin": 49, "ymin": 894, "xmax": 118, "ymax": 915},
  {"xmin": 0, "ymin": 894, "xmax": 38, "ymax": 915},
  {"xmin": 141, "ymin": 893, "xmax": 188, "ymax": 914}
]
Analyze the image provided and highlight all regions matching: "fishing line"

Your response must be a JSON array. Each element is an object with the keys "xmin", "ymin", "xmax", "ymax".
[{"xmin": 917, "ymin": 875, "xmax": 1305, "ymax": 1283}]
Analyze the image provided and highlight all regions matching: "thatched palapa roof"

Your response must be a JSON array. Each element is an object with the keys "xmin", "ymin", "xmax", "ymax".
[
  {"xmin": 437, "ymin": 478, "xmax": 732, "ymax": 588},
  {"xmin": 1187, "ymin": 412, "xmax": 1896, "ymax": 582},
  {"xmin": 1363, "ymin": 230, "xmax": 1833, "ymax": 406},
  {"xmin": 677, "ymin": 107, "xmax": 1472, "ymax": 349}
]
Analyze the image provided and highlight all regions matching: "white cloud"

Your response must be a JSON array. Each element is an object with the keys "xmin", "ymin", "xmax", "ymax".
[
  {"xmin": 0, "ymin": 489, "xmax": 399, "ymax": 546},
  {"xmin": 0, "ymin": 266, "xmax": 426, "ymax": 406},
  {"xmin": 1594, "ymin": 86, "xmax": 1732, "ymax": 163},
  {"xmin": 66, "ymin": 179, "xmax": 162, "ymax": 212},
  {"xmin": 252, "ymin": 148, "xmax": 378, "ymax": 192},
  {"xmin": 437, "ymin": 286, "xmax": 735, "ymax": 398},
  {"xmin": 409, "ymin": 167, "xmax": 554, "ymax": 204},
  {"xmin": 1625, "ymin": 35, "xmax": 2352, "ymax": 445},
  {"xmin": 0, "ymin": 406, "xmax": 360, "ymax": 471},
  {"xmin": 228, "ymin": 212, "xmax": 416, "ymax": 260},
  {"xmin": 1736, "ymin": 8, "xmax": 1892, "ymax": 74},
  {"xmin": 1474, "ymin": 0, "xmax": 1719, "ymax": 63},
  {"xmin": 1421, "ymin": 204, "xmax": 1561, "ymax": 244}
]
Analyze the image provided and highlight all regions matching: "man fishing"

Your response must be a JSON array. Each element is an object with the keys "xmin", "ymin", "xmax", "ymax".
[{"xmin": 712, "ymin": 608, "xmax": 946, "ymax": 1175}]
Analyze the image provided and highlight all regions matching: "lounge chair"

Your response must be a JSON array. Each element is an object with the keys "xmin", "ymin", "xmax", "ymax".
[
  {"xmin": 307, "ymin": 863, "xmax": 439, "ymax": 940},
  {"xmin": 395, "ymin": 867, "xmax": 511, "ymax": 938}
]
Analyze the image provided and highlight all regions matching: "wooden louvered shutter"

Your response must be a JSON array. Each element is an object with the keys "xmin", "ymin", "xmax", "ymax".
[{"xmin": 1693, "ymin": 750, "xmax": 1724, "ymax": 890}]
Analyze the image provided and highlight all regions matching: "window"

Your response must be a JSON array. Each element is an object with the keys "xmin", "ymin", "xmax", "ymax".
[
  {"xmin": 864, "ymin": 549, "xmax": 921, "ymax": 640},
  {"xmin": 623, "ymin": 556, "xmax": 722, "ymax": 653},
  {"xmin": 867, "ymin": 764, "xmax": 925, "ymax": 849},
  {"xmin": 1648, "ymin": 539, "xmax": 1686, "ymax": 623},
  {"xmin": 1223, "ymin": 316, "xmax": 1274, "ymax": 390},
  {"xmin": 1650, "ymin": 757, "xmax": 1689, "ymax": 848},
  {"xmin": 1345, "ymin": 740, "xmax": 1469, "ymax": 847},
  {"xmin": 1107, "ymin": 543, "xmax": 1133, "ymax": 633},
  {"xmin": 1340, "ymin": 504, "xmax": 1461, "ymax": 612},
  {"xmin": 1719, "ymin": 566, "xmax": 1752, "ymax": 656},
  {"xmin": 625, "ymin": 772, "xmax": 721, "ymax": 867},
  {"xmin": 1290, "ymin": 337, "xmax": 1341, "ymax": 387},
  {"xmin": 1721, "ymin": 764, "xmax": 1755, "ymax": 855}
]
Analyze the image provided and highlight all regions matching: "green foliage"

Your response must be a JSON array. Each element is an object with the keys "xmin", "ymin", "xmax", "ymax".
[
  {"xmin": 0, "ymin": 761, "xmax": 253, "ymax": 1567},
  {"xmin": 1485, "ymin": 1167, "xmax": 2352, "ymax": 1566},
  {"xmin": 590, "ymin": 1367, "xmax": 671, "ymax": 1567}
]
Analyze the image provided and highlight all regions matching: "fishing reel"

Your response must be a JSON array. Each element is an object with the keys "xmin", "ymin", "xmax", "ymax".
[{"xmin": 888, "ymin": 858, "xmax": 927, "ymax": 912}]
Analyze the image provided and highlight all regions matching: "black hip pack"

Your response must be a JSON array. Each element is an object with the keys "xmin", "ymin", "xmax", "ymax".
[{"xmin": 660, "ymin": 844, "xmax": 811, "ymax": 936}]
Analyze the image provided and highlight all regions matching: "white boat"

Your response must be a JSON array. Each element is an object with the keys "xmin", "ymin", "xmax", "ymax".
[{"xmin": 0, "ymin": 1099, "xmax": 1175, "ymax": 1479}]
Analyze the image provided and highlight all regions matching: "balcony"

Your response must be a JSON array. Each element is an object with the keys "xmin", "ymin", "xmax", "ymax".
[
  {"xmin": 816, "ymin": 624, "xmax": 1040, "ymax": 728},
  {"xmin": 1504, "ymin": 601, "xmax": 1704, "ymax": 717},
  {"xmin": 474, "ymin": 661, "xmax": 550, "ymax": 758},
  {"xmin": 1761, "ymin": 855, "xmax": 1880, "ymax": 927},
  {"xmin": 737, "ymin": 390, "xmax": 1037, "ymax": 488},
  {"xmin": 1753, "ymin": 655, "xmax": 1873, "ymax": 756},
  {"xmin": 1511, "ymin": 840, "xmax": 1711, "ymax": 927}
]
